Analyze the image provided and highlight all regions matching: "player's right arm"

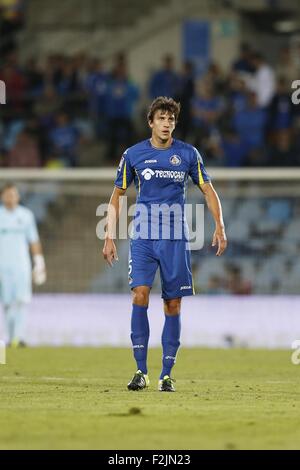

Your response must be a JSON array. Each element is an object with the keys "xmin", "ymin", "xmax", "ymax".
[
  {"xmin": 102, "ymin": 186, "xmax": 126, "ymax": 267},
  {"xmin": 103, "ymin": 150, "xmax": 134, "ymax": 267}
]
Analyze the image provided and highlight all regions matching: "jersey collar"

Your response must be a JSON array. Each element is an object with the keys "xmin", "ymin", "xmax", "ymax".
[{"xmin": 148, "ymin": 138, "xmax": 175, "ymax": 150}]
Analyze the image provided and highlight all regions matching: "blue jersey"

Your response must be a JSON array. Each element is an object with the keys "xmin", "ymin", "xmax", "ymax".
[{"xmin": 114, "ymin": 138, "xmax": 210, "ymax": 240}]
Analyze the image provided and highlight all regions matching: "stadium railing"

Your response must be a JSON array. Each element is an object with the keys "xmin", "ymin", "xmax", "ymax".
[{"xmin": 0, "ymin": 168, "xmax": 300, "ymax": 295}]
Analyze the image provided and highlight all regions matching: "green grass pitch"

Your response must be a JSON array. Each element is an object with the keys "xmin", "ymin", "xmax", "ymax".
[{"xmin": 0, "ymin": 347, "xmax": 299, "ymax": 450}]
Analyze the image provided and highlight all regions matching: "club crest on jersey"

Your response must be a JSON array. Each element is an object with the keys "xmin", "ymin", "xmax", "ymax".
[{"xmin": 170, "ymin": 155, "xmax": 181, "ymax": 166}]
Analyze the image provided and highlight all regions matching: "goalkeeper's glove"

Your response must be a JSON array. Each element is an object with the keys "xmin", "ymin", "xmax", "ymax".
[{"xmin": 32, "ymin": 254, "xmax": 47, "ymax": 285}]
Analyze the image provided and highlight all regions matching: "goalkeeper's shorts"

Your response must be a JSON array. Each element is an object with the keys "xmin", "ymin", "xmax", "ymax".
[{"xmin": 0, "ymin": 267, "xmax": 32, "ymax": 305}]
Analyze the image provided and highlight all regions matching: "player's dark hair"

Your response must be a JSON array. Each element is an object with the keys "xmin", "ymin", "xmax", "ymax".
[
  {"xmin": 147, "ymin": 96, "xmax": 181, "ymax": 123},
  {"xmin": 1, "ymin": 182, "xmax": 17, "ymax": 194}
]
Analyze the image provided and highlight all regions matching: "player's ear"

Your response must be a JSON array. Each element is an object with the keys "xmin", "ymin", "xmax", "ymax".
[{"xmin": 148, "ymin": 120, "xmax": 153, "ymax": 129}]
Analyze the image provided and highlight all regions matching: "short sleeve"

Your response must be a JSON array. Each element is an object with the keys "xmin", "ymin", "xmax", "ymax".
[
  {"xmin": 188, "ymin": 147, "xmax": 211, "ymax": 186},
  {"xmin": 114, "ymin": 149, "xmax": 135, "ymax": 190},
  {"xmin": 26, "ymin": 212, "xmax": 39, "ymax": 244}
]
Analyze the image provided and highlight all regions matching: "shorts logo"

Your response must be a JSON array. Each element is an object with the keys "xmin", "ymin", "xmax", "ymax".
[
  {"xmin": 170, "ymin": 155, "xmax": 181, "ymax": 166},
  {"xmin": 180, "ymin": 285, "xmax": 192, "ymax": 290},
  {"xmin": 128, "ymin": 259, "xmax": 133, "ymax": 284},
  {"xmin": 142, "ymin": 168, "xmax": 155, "ymax": 180},
  {"xmin": 144, "ymin": 159, "xmax": 157, "ymax": 163}
]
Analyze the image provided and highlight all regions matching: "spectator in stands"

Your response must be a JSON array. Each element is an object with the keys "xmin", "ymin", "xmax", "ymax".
[
  {"xmin": 56, "ymin": 57, "xmax": 79, "ymax": 97},
  {"xmin": 7, "ymin": 128, "xmax": 41, "ymax": 167},
  {"xmin": 220, "ymin": 127, "xmax": 249, "ymax": 167},
  {"xmin": 48, "ymin": 111, "xmax": 82, "ymax": 167},
  {"xmin": 111, "ymin": 51, "xmax": 127, "ymax": 77},
  {"xmin": 85, "ymin": 58, "xmax": 109, "ymax": 139},
  {"xmin": 226, "ymin": 72, "xmax": 248, "ymax": 114},
  {"xmin": 34, "ymin": 85, "xmax": 62, "ymax": 131},
  {"xmin": 1, "ymin": 45, "xmax": 300, "ymax": 170},
  {"xmin": 56, "ymin": 56, "xmax": 86, "ymax": 116},
  {"xmin": 232, "ymin": 91, "xmax": 267, "ymax": 158},
  {"xmin": 44, "ymin": 54, "xmax": 65, "ymax": 91},
  {"xmin": 1, "ymin": 118, "xmax": 24, "ymax": 153},
  {"xmin": 105, "ymin": 61, "xmax": 139, "ymax": 161},
  {"xmin": 72, "ymin": 52, "xmax": 88, "ymax": 88},
  {"xmin": 231, "ymin": 42, "xmax": 254, "ymax": 75},
  {"xmin": 24, "ymin": 57, "xmax": 44, "ymax": 102},
  {"xmin": 149, "ymin": 54, "xmax": 179, "ymax": 99},
  {"xmin": 268, "ymin": 77, "xmax": 294, "ymax": 132},
  {"xmin": 205, "ymin": 62, "xmax": 226, "ymax": 95},
  {"xmin": 248, "ymin": 52, "xmax": 275, "ymax": 108},
  {"xmin": 191, "ymin": 79, "xmax": 223, "ymax": 148},
  {"xmin": 175, "ymin": 61, "xmax": 195, "ymax": 141}
]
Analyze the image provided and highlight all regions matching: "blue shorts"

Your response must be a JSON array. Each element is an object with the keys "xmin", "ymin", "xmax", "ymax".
[{"xmin": 128, "ymin": 239, "xmax": 194, "ymax": 300}]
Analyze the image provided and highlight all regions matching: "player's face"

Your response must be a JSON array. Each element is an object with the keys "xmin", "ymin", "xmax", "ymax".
[
  {"xmin": 149, "ymin": 110, "xmax": 176, "ymax": 143},
  {"xmin": 1, "ymin": 187, "xmax": 20, "ymax": 209}
]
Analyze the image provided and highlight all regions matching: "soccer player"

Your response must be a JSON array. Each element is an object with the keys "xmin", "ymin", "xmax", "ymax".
[
  {"xmin": 0, "ymin": 183, "xmax": 46, "ymax": 347},
  {"xmin": 102, "ymin": 97, "xmax": 227, "ymax": 392}
]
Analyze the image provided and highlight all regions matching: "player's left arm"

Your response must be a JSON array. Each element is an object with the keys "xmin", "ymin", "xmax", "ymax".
[
  {"xmin": 188, "ymin": 148, "xmax": 227, "ymax": 256},
  {"xmin": 199, "ymin": 182, "xmax": 227, "ymax": 256}
]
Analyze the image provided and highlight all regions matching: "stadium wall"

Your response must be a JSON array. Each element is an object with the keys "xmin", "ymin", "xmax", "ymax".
[
  {"xmin": 21, "ymin": 1, "xmax": 240, "ymax": 88},
  {"xmin": 128, "ymin": 11, "xmax": 240, "ymax": 88},
  {"xmin": 0, "ymin": 294, "xmax": 299, "ymax": 349}
]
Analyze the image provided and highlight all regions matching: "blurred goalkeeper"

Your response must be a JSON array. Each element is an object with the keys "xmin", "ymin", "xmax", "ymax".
[{"xmin": 0, "ymin": 183, "xmax": 46, "ymax": 347}]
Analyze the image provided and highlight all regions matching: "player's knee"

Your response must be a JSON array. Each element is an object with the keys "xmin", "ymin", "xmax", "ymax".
[
  {"xmin": 164, "ymin": 298, "xmax": 181, "ymax": 315},
  {"xmin": 132, "ymin": 288, "xmax": 149, "ymax": 306}
]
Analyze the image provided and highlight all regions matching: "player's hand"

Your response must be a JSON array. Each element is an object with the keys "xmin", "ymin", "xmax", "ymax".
[
  {"xmin": 102, "ymin": 238, "xmax": 118, "ymax": 267},
  {"xmin": 32, "ymin": 254, "xmax": 47, "ymax": 285},
  {"xmin": 212, "ymin": 226, "xmax": 227, "ymax": 256}
]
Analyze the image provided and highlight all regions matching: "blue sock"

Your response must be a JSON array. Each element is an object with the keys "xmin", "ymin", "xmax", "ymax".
[
  {"xmin": 160, "ymin": 313, "xmax": 181, "ymax": 379},
  {"xmin": 130, "ymin": 304, "xmax": 149, "ymax": 374}
]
